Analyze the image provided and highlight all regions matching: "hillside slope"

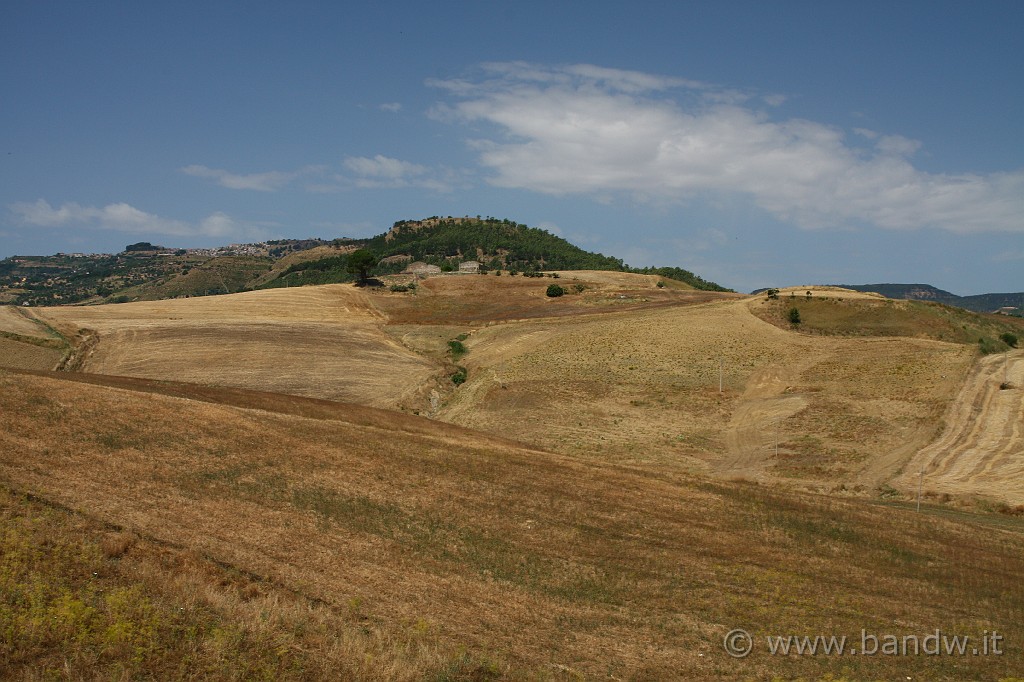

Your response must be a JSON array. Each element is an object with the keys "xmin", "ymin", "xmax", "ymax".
[
  {"xmin": 439, "ymin": 292, "xmax": 979, "ymax": 493},
  {"xmin": 32, "ymin": 285, "xmax": 440, "ymax": 409},
  {"xmin": 2, "ymin": 369, "xmax": 1022, "ymax": 680}
]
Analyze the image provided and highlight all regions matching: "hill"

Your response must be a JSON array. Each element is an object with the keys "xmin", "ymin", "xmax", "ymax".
[
  {"xmin": 832, "ymin": 283, "xmax": 1024, "ymax": 315},
  {"xmin": 2, "ymin": 368, "xmax": 1022, "ymax": 680},
  {"xmin": 260, "ymin": 216, "xmax": 731, "ymax": 291},
  {"xmin": 0, "ymin": 217, "xmax": 728, "ymax": 306},
  {"xmin": 0, "ymin": 239, "xmax": 348, "ymax": 306},
  {"xmin": 4, "ymin": 280, "xmax": 1022, "ymax": 499},
  {"xmin": 2, "ymin": 275, "xmax": 1024, "ymax": 678}
]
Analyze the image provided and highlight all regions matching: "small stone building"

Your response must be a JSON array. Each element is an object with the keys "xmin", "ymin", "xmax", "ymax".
[{"xmin": 458, "ymin": 261, "xmax": 480, "ymax": 274}]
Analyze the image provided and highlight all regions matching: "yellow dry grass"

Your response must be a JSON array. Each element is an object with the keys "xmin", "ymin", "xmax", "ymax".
[
  {"xmin": 0, "ymin": 337, "xmax": 63, "ymax": 370},
  {"xmin": 900, "ymin": 349, "xmax": 1024, "ymax": 505},
  {"xmin": 0, "ymin": 306, "xmax": 57, "ymax": 339},
  {"xmin": 441, "ymin": 296, "xmax": 976, "ymax": 494},
  {"xmin": 2, "ymin": 369, "xmax": 1023, "ymax": 680},
  {"xmin": 32, "ymin": 286, "xmax": 439, "ymax": 409}
]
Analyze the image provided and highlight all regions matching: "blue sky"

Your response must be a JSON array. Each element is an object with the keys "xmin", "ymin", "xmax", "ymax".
[{"xmin": 2, "ymin": 1, "xmax": 1021, "ymax": 294}]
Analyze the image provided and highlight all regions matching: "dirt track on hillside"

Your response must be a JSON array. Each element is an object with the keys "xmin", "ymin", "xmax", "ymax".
[
  {"xmin": 901, "ymin": 349, "xmax": 1024, "ymax": 505},
  {"xmin": 720, "ymin": 365, "xmax": 809, "ymax": 475}
]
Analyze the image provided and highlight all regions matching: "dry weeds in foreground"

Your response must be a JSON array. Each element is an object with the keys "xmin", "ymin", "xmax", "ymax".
[{"xmin": 2, "ymin": 370, "xmax": 1023, "ymax": 680}]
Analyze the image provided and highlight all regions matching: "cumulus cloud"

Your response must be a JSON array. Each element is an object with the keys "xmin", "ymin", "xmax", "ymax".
[
  {"xmin": 430, "ymin": 62, "xmax": 1024, "ymax": 234},
  {"xmin": 181, "ymin": 164, "xmax": 317, "ymax": 191},
  {"xmin": 10, "ymin": 199, "xmax": 260, "ymax": 239}
]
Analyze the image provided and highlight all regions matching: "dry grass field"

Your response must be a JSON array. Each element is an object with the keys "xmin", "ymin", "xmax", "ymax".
[
  {"xmin": 30, "ymin": 286, "xmax": 439, "ymax": 409},
  {"xmin": 2, "ymin": 369, "xmax": 1023, "ymax": 680},
  {"xmin": 0, "ymin": 306, "xmax": 60, "ymax": 340},
  {"xmin": 440, "ymin": 293, "xmax": 979, "ymax": 495},
  {"xmin": 4, "ymin": 275, "xmax": 1024, "ymax": 679},
  {"xmin": 371, "ymin": 271, "xmax": 735, "ymax": 326},
  {"xmin": 899, "ymin": 349, "xmax": 1024, "ymax": 505},
  {"xmin": 0, "ymin": 306, "xmax": 68, "ymax": 371}
]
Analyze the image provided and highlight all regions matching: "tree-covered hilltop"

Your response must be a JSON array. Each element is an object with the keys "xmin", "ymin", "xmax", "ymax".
[
  {"xmin": 263, "ymin": 216, "xmax": 731, "ymax": 291},
  {"xmin": 369, "ymin": 217, "xmax": 625, "ymax": 271}
]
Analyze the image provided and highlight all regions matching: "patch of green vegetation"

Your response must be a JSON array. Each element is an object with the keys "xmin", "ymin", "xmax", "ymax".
[{"xmin": 447, "ymin": 339, "xmax": 467, "ymax": 360}]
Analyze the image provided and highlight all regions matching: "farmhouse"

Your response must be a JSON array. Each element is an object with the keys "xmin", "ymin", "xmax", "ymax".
[{"xmin": 458, "ymin": 260, "xmax": 480, "ymax": 274}]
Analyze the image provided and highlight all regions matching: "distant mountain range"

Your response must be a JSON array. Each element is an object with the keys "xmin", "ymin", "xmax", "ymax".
[{"xmin": 830, "ymin": 284, "xmax": 1023, "ymax": 314}]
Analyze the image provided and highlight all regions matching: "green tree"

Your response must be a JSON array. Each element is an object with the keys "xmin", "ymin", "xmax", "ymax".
[
  {"xmin": 788, "ymin": 307, "xmax": 801, "ymax": 325},
  {"xmin": 346, "ymin": 249, "xmax": 377, "ymax": 284},
  {"xmin": 546, "ymin": 284, "xmax": 565, "ymax": 298}
]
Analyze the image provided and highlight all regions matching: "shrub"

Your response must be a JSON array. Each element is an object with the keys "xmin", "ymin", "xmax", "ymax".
[
  {"xmin": 1000, "ymin": 332, "xmax": 1018, "ymax": 348},
  {"xmin": 788, "ymin": 307, "xmax": 801, "ymax": 325},
  {"xmin": 656, "ymin": 281, "xmax": 665, "ymax": 288},
  {"xmin": 389, "ymin": 284, "xmax": 410, "ymax": 292},
  {"xmin": 573, "ymin": 283, "xmax": 585, "ymax": 294},
  {"xmin": 546, "ymin": 284, "xmax": 565, "ymax": 298},
  {"xmin": 447, "ymin": 339, "xmax": 467, "ymax": 359},
  {"xmin": 450, "ymin": 366, "xmax": 468, "ymax": 385}
]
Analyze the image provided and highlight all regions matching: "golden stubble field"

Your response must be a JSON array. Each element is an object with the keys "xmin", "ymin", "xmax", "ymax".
[
  {"xmin": 23, "ymin": 285, "xmax": 439, "ymax": 409},
  {"xmin": 2, "ymin": 275, "xmax": 1017, "ymax": 502},
  {"xmin": 2, "ymin": 369, "xmax": 1023, "ymax": 680},
  {"xmin": 441, "ymin": 290, "xmax": 978, "ymax": 495}
]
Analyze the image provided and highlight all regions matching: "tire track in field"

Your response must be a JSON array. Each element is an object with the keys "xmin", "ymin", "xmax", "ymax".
[{"xmin": 903, "ymin": 350, "xmax": 1024, "ymax": 504}]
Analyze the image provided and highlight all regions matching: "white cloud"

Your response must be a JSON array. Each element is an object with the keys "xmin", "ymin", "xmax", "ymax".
[
  {"xmin": 343, "ymin": 155, "xmax": 427, "ymax": 180},
  {"xmin": 430, "ymin": 62, "xmax": 1024, "ymax": 234},
  {"xmin": 10, "ymin": 199, "xmax": 261, "ymax": 239},
  {"xmin": 181, "ymin": 164, "xmax": 312, "ymax": 191},
  {"xmin": 339, "ymin": 154, "xmax": 461, "ymax": 192},
  {"xmin": 379, "ymin": 102, "xmax": 402, "ymax": 112}
]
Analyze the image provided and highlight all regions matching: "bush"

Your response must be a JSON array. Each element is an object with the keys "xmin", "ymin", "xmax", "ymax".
[
  {"xmin": 447, "ymin": 339, "xmax": 467, "ymax": 359},
  {"xmin": 656, "ymin": 281, "xmax": 665, "ymax": 288},
  {"xmin": 546, "ymin": 284, "xmax": 565, "ymax": 298},
  {"xmin": 389, "ymin": 284, "xmax": 410, "ymax": 292},
  {"xmin": 788, "ymin": 307, "xmax": 801, "ymax": 325},
  {"xmin": 1000, "ymin": 332, "xmax": 1018, "ymax": 348},
  {"xmin": 450, "ymin": 366, "xmax": 468, "ymax": 385},
  {"xmin": 979, "ymin": 337, "xmax": 1000, "ymax": 355}
]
